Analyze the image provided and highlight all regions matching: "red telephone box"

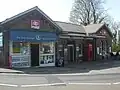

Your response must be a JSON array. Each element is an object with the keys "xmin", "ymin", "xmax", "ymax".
[{"xmin": 88, "ymin": 44, "xmax": 93, "ymax": 61}]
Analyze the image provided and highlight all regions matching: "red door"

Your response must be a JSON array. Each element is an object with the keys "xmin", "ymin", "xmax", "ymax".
[{"xmin": 88, "ymin": 44, "xmax": 93, "ymax": 61}]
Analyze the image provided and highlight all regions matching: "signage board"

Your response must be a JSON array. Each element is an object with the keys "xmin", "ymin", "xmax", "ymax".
[
  {"xmin": 10, "ymin": 31, "xmax": 58, "ymax": 42},
  {"xmin": 11, "ymin": 55, "xmax": 30, "ymax": 68}
]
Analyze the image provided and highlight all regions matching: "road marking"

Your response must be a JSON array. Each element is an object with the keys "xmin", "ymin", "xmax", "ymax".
[
  {"xmin": 52, "ymin": 73, "xmax": 90, "ymax": 76},
  {"xmin": 0, "ymin": 83, "xmax": 18, "ymax": 87},
  {"xmin": 68, "ymin": 82, "xmax": 112, "ymax": 85},
  {"xmin": 113, "ymin": 82, "xmax": 120, "ymax": 85},
  {"xmin": 21, "ymin": 83, "xmax": 66, "ymax": 87}
]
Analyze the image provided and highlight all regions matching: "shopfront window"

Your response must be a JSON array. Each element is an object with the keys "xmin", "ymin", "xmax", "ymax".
[
  {"xmin": 39, "ymin": 42, "xmax": 55, "ymax": 66},
  {"xmin": 12, "ymin": 42, "xmax": 29, "ymax": 55},
  {"xmin": 13, "ymin": 42, "xmax": 20, "ymax": 53},
  {"xmin": 40, "ymin": 42, "xmax": 54, "ymax": 54},
  {"xmin": 11, "ymin": 42, "xmax": 30, "ymax": 68}
]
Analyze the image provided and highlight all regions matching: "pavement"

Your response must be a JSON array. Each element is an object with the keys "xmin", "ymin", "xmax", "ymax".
[
  {"xmin": 0, "ymin": 68, "xmax": 24, "ymax": 74},
  {"xmin": 0, "ymin": 60, "xmax": 120, "ymax": 75}
]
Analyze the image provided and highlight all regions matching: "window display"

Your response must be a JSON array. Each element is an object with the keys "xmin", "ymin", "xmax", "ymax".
[
  {"xmin": 11, "ymin": 55, "xmax": 30, "ymax": 67},
  {"xmin": 11, "ymin": 42, "xmax": 30, "ymax": 68},
  {"xmin": 13, "ymin": 42, "xmax": 21, "ymax": 53},
  {"xmin": 12, "ymin": 42, "xmax": 29, "ymax": 55},
  {"xmin": 39, "ymin": 42, "xmax": 55, "ymax": 66}
]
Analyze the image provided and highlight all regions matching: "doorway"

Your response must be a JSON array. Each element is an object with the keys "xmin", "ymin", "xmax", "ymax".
[
  {"xmin": 68, "ymin": 45, "xmax": 74, "ymax": 63},
  {"xmin": 30, "ymin": 44, "xmax": 39, "ymax": 66}
]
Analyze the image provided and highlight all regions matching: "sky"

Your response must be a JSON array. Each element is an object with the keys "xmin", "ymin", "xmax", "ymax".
[
  {"xmin": 0, "ymin": 0, "xmax": 119, "ymax": 22},
  {"xmin": 105, "ymin": 0, "xmax": 120, "ymax": 21},
  {"xmin": 0, "ymin": 0, "xmax": 119, "ymax": 46}
]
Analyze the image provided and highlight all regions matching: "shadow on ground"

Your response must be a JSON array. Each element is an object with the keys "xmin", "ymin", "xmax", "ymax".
[{"xmin": 8, "ymin": 60, "xmax": 120, "ymax": 74}]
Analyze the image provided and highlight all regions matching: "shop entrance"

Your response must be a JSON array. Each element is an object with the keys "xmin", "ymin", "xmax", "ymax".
[{"xmin": 30, "ymin": 44, "xmax": 39, "ymax": 66}]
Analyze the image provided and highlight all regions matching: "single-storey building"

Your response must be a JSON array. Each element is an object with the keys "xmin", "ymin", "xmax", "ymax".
[
  {"xmin": 0, "ymin": 6, "xmax": 112, "ymax": 68},
  {"xmin": 0, "ymin": 6, "xmax": 62, "ymax": 68},
  {"xmin": 83, "ymin": 24, "xmax": 113, "ymax": 61}
]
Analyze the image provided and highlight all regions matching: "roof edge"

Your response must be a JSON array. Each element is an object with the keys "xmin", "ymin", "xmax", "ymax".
[{"xmin": 55, "ymin": 21, "xmax": 82, "ymax": 27}]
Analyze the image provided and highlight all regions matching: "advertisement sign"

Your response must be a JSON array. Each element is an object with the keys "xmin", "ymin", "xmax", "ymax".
[
  {"xmin": 11, "ymin": 55, "xmax": 30, "ymax": 68},
  {"xmin": 31, "ymin": 20, "xmax": 40, "ymax": 29},
  {"xmin": 40, "ymin": 55, "xmax": 54, "ymax": 64}
]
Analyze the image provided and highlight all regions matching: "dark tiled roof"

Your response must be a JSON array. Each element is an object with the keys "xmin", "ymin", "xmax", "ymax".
[{"xmin": 55, "ymin": 21, "xmax": 86, "ymax": 34}]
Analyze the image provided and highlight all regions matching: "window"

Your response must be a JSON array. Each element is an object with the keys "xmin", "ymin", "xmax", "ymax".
[
  {"xmin": 12, "ymin": 42, "xmax": 29, "ymax": 54},
  {"xmin": 99, "ymin": 41, "xmax": 102, "ymax": 55},
  {"xmin": 40, "ymin": 42, "xmax": 54, "ymax": 54},
  {"xmin": 11, "ymin": 42, "xmax": 30, "ymax": 67},
  {"xmin": 79, "ymin": 44, "xmax": 82, "ymax": 55},
  {"xmin": 76, "ymin": 44, "xmax": 83, "ymax": 58},
  {"xmin": 39, "ymin": 42, "xmax": 55, "ymax": 65},
  {"xmin": 58, "ymin": 45, "xmax": 63, "ymax": 57},
  {"xmin": 13, "ymin": 42, "xmax": 21, "ymax": 53}
]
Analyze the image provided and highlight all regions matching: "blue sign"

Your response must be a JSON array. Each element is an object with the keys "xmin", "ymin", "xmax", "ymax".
[{"xmin": 10, "ymin": 31, "xmax": 58, "ymax": 42}]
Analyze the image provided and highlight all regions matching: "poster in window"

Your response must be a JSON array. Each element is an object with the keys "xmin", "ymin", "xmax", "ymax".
[
  {"xmin": 40, "ymin": 42, "xmax": 55, "ymax": 66},
  {"xmin": 13, "ymin": 42, "xmax": 20, "ymax": 53}
]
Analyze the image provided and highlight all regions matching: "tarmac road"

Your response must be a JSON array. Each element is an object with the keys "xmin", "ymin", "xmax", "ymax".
[{"xmin": 0, "ymin": 73, "xmax": 120, "ymax": 90}]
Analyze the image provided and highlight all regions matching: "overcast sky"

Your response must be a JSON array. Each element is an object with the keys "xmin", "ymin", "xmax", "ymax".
[{"xmin": 0, "ymin": 0, "xmax": 120, "ymax": 22}]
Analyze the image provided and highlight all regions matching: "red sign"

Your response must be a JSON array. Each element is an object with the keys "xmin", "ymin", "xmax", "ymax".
[{"xmin": 31, "ymin": 20, "xmax": 40, "ymax": 29}]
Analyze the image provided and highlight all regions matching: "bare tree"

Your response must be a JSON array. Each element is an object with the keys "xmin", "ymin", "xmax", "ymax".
[
  {"xmin": 111, "ymin": 21, "xmax": 120, "ymax": 44},
  {"xmin": 69, "ymin": 0, "xmax": 108, "ymax": 25}
]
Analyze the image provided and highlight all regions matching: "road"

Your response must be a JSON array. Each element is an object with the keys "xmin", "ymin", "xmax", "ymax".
[
  {"xmin": 1, "ymin": 60, "xmax": 120, "ymax": 90},
  {"xmin": 0, "ymin": 73, "xmax": 120, "ymax": 90}
]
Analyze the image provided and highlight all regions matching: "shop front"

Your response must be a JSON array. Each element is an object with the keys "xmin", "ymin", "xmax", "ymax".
[{"xmin": 9, "ymin": 30, "xmax": 58, "ymax": 68}]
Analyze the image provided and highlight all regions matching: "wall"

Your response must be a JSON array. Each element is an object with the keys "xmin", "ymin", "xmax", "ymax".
[
  {"xmin": 96, "ymin": 26, "xmax": 112, "ymax": 52},
  {"xmin": 3, "ymin": 31, "xmax": 9, "ymax": 67},
  {"xmin": 57, "ymin": 38, "xmax": 84, "ymax": 65},
  {"xmin": 3, "ymin": 10, "xmax": 57, "ymax": 32}
]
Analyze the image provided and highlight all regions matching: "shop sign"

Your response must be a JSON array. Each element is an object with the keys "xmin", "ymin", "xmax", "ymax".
[
  {"xmin": 10, "ymin": 31, "xmax": 58, "ymax": 42},
  {"xmin": 31, "ymin": 20, "xmax": 40, "ymax": 29}
]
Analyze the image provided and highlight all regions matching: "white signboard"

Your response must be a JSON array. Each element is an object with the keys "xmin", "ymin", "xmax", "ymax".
[{"xmin": 11, "ymin": 55, "xmax": 30, "ymax": 68}]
